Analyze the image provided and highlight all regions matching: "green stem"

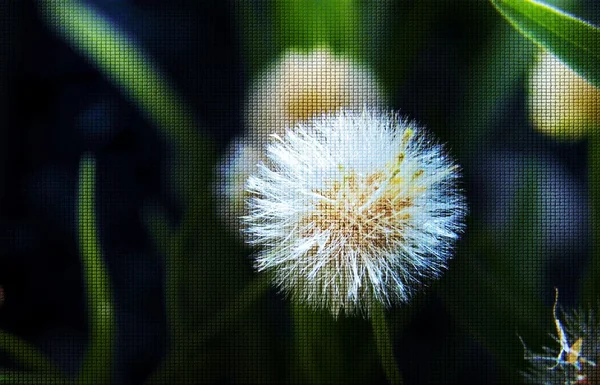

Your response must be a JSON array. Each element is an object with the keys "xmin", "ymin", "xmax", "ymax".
[
  {"xmin": 371, "ymin": 303, "xmax": 403, "ymax": 385},
  {"xmin": 582, "ymin": 133, "xmax": 600, "ymax": 305},
  {"xmin": 76, "ymin": 154, "xmax": 115, "ymax": 385},
  {"xmin": 290, "ymin": 303, "xmax": 320, "ymax": 385}
]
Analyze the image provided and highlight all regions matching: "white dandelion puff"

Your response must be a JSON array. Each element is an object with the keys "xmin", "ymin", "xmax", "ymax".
[{"xmin": 242, "ymin": 109, "xmax": 467, "ymax": 316}]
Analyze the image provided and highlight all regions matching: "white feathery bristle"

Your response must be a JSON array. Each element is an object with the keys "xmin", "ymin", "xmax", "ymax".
[{"xmin": 243, "ymin": 108, "xmax": 467, "ymax": 316}]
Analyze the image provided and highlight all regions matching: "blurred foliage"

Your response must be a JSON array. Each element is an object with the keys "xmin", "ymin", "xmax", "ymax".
[
  {"xmin": 0, "ymin": 0, "xmax": 598, "ymax": 384},
  {"xmin": 0, "ymin": 330, "xmax": 67, "ymax": 383},
  {"xmin": 0, "ymin": 154, "xmax": 114, "ymax": 385},
  {"xmin": 492, "ymin": 0, "xmax": 600, "ymax": 354},
  {"xmin": 491, "ymin": 0, "xmax": 600, "ymax": 89}
]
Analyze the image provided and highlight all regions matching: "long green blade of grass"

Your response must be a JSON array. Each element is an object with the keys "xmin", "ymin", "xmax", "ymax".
[
  {"xmin": 38, "ymin": 0, "xmax": 198, "ymax": 150},
  {"xmin": 76, "ymin": 154, "xmax": 115, "ymax": 385}
]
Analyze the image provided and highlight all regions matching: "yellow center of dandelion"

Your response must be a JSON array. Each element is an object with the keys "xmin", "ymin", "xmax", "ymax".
[{"xmin": 285, "ymin": 88, "xmax": 349, "ymax": 122}]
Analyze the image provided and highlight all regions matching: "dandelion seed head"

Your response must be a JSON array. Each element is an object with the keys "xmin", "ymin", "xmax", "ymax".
[
  {"xmin": 522, "ymin": 292, "xmax": 600, "ymax": 384},
  {"xmin": 243, "ymin": 109, "xmax": 467, "ymax": 316}
]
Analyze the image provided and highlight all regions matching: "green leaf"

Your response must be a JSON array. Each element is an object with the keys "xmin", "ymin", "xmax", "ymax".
[
  {"xmin": 490, "ymin": 0, "xmax": 600, "ymax": 88},
  {"xmin": 275, "ymin": 0, "xmax": 360, "ymax": 56},
  {"xmin": 0, "ymin": 331, "xmax": 66, "ymax": 381},
  {"xmin": 38, "ymin": 0, "xmax": 195, "ymax": 143},
  {"xmin": 38, "ymin": 0, "xmax": 213, "ymax": 204},
  {"xmin": 76, "ymin": 154, "xmax": 115, "ymax": 385},
  {"xmin": 39, "ymin": 0, "xmax": 217, "ymax": 210},
  {"xmin": 458, "ymin": 22, "xmax": 535, "ymax": 151}
]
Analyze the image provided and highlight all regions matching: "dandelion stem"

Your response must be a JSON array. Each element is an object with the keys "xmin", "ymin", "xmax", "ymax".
[
  {"xmin": 583, "ymin": 132, "xmax": 600, "ymax": 304},
  {"xmin": 371, "ymin": 303, "xmax": 403, "ymax": 385}
]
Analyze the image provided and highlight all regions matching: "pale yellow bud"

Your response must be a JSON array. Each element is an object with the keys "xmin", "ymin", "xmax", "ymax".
[
  {"xmin": 529, "ymin": 52, "xmax": 600, "ymax": 140},
  {"xmin": 245, "ymin": 48, "xmax": 384, "ymax": 142},
  {"xmin": 216, "ymin": 49, "xmax": 384, "ymax": 233}
]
